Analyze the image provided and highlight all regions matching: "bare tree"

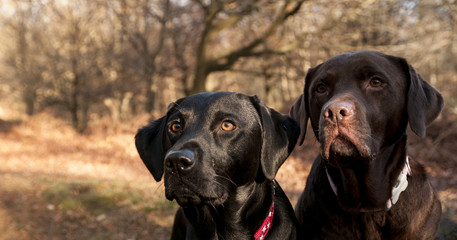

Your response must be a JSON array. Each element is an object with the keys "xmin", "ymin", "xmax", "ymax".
[
  {"xmin": 44, "ymin": 0, "xmax": 107, "ymax": 132},
  {"xmin": 167, "ymin": 0, "xmax": 305, "ymax": 95},
  {"xmin": 1, "ymin": 0, "xmax": 456, "ymax": 131},
  {"xmin": 111, "ymin": 0, "xmax": 170, "ymax": 112},
  {"xmin": 2, "ymin": 1, "xmax": 46, "ymax": 115}
]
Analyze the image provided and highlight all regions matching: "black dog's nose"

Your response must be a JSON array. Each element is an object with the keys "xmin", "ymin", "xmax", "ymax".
[
  {"xmin": 164, "ymin": 149, "xmax": 195, "ymax": 175},
  {"xmin": 324, "ymin": 101, "xmax": 354, "ymax": 125}
]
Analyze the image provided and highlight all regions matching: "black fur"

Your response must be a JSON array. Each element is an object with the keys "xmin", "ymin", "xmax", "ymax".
[{"xmin": 136, "ymin": 92, "xmax": 299, "ymax": 240}]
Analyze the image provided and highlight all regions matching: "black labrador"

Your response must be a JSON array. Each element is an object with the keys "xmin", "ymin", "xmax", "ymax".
[
  {"xmin": 290, "ymin": 51, "xmax": 443, "ymax": 239},
  {"xmin": 135, "ymin": 92, "xmax": 299, "ymax": 240}
]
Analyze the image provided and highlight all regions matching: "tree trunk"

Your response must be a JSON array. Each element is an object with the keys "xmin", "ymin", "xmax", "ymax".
[
  {"xmin": 188, "ymin": 65, "xmax": 209, "ymax": 95},
  {"xmin": 70, "ymin": 57, "xmax": 81, "ymax": 132},
  {"xmin": 70, "ymin": 102, "xmax": 78, "ymax": 131},
  {"xmin": 145, "ymin": 67, "xmax": 158, "ymax": 112},
  {"xmin": 185, "ymin": 0, "xmax": 305, "ymax": 96},
  {"xmin": 145, "ymin": 83, "xmax": 157, "ymax": 113},
  {"xmin": 23, "ymin": 88, "xmax": 36, "ymax": 116},
  {"xmin": 79, "ymin": 102, "xmax": 89, "ymax": 133}
]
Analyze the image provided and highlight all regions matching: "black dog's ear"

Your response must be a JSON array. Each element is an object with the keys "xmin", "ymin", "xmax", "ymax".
[
  {"xmin": 135, "ymin": 116, "xmax": 167, "ymax": 181},
  {"xmin": 403, "ymin": 62, "xmax": 444, "ymax": 137},
  {"xmin": 289, "ymin": 94, "xmax": 308, "ymax": 145},
  {"xmin": 250, "ymin": 96, "xmax": 300, "ymax": 180}
]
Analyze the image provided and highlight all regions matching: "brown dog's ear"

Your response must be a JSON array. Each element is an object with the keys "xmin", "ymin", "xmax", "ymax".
[
  {"xmin": 250, "ymin": 96, "xmax": 300, "ymax": 180},
  {"xmin": 404, "ymin": 63, "xmax": 444, "ymax": 137},
  {"xmin": 289, "ymin": 64, "xmax": 320, "ymax": 145},
  {"xmin": 135, "ymin": 116, "xmax": 167, "ymax": 181},
  {"xmin": 289, "ymin": 94, "xmax": 308, "ymax": 145}
]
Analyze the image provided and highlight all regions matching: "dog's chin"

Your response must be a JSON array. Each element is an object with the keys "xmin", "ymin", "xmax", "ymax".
[
  {"xmin": 166, "ymin": 189, "xmax": 228, "ymax": 207},
  {"xmin": 169, "ymin": 194, "xmax": 201, "ymax": 206},
  {"xmin": 330, "ymin": 137, "xmax": 357, "ymax": 157},
  {"xmin": 322, "ymin": 136, "xmax": 370, "ymax": 164}
]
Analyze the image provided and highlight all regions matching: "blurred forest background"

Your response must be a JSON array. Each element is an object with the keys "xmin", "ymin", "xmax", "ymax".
[{"xmin": 0, "ymin": 0, "xmax": 456, "ymax": 239}]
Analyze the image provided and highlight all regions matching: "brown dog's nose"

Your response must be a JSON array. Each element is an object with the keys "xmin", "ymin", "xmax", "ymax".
[
  {"xmin": 165, "ymin": 149, "xmax": 195, "ymax": 175},
  {"xmin": 323, "ymin": 101, "xmax": 354, "ymax": 125}
]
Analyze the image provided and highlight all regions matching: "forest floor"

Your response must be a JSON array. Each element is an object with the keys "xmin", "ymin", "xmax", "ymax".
[{"xmin": 0, "ymin": 112, "xmax": 456, "ymax": 240}]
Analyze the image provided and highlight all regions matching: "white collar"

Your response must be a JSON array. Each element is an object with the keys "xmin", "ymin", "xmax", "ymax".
[{"xmin": 325, "ymin": 156, "xmax": 412, "ymax": 212}]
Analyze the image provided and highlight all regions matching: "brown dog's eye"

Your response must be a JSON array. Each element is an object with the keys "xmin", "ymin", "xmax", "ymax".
[
  {"xmin": 370, "ymin": 77, "xmax": 383, "ymax": 87},
  {"xmin": 221, "ymin": 121, "xmax": 236, "ymax": 131},
  {"xmin": 316, "ymin": 83, "xmax": 327, "ymax": 93},
  {"xmin": 170, "ymin": 122, "xmax": 182, "ymax": 133}
]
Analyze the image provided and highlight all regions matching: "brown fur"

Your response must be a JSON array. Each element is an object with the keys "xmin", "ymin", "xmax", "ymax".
[{"xmin": 290, "ymin": 51, "xmax": 442, "ymax": 239}]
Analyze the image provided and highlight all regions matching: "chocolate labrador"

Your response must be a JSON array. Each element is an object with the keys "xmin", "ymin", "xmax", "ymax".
[
  {"xmin": 290, "ymin": 51, "xmax": 443, "ymax": 239},
  {"xmin": 135, "ymin": 92, "xmax": 299, "ymax": 240}
]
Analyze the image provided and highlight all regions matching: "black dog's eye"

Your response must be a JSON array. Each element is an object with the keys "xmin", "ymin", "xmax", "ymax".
[
  {"xmin": 221, "ymin": 121, "xmax": 236, "ymax": 131},
  {"xmin": 369, "ymin": 77, "xmax": 383, "ymax": 87},
  {"xmin": 315, "ymin": 83, "xmax": 327, "ymax": 93},
  {"xmin": 170, "ymin": 122, "xmax": 182, "ymax": 133}
]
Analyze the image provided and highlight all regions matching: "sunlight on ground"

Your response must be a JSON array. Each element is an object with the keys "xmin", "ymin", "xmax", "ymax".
[
  {"xmin": 1, "ymin": 112, "xmax": 456, "ymax": 239},
  {"xmin": 0, "ymin": 113, "xmax": 178, "ymax": 240}
]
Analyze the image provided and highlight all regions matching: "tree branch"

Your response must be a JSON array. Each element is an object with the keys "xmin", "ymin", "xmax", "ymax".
[{"xmin": 207, "ymin": 0, "xmax": 306, "ymax": 72}]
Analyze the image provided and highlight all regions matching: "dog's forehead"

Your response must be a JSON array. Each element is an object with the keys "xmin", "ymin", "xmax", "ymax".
[
  {"xmin": 323, "ymin": 51, "xmax": 391, "ymax": 72},
  {"xmin": 169, "ymin": 92, "xmax": 258, "ymax": 121},
  {"xmin": 312, "ymin": 51, "xmax": 405, "ymax": 84}
]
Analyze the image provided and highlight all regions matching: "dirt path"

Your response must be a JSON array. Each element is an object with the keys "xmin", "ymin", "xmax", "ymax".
[{"xmin": 1, "ymin": 113, "xmax": 456, "ymax": 239}]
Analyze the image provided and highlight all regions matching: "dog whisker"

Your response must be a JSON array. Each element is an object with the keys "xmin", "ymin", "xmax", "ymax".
[{"xmin": 214, "ymin": 174, "xmax": 238, "ymax": 187}]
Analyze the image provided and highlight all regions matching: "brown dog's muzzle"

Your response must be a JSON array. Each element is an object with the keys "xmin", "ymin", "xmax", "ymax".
[
  {"xmin": 319, "ymin": 97, "xmax": 372, "ymax": 163},
  {"xmin": 323, "ymin": 101, "xmax": 355, "ymax": 126}
]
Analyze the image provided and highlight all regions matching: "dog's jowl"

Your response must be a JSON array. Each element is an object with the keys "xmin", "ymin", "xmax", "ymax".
[
  {"xmin": 136, "ymin": 92, "xmax": 299, "ymax": 240},
  {"xmin": 290, "ymin": 50, "xmax": 442, "ymax": 240}
]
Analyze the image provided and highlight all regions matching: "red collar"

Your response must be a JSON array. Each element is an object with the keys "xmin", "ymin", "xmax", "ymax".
[{"xmin": 254, "ymin": 187, "xmax": 275, "ymax": 240}]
